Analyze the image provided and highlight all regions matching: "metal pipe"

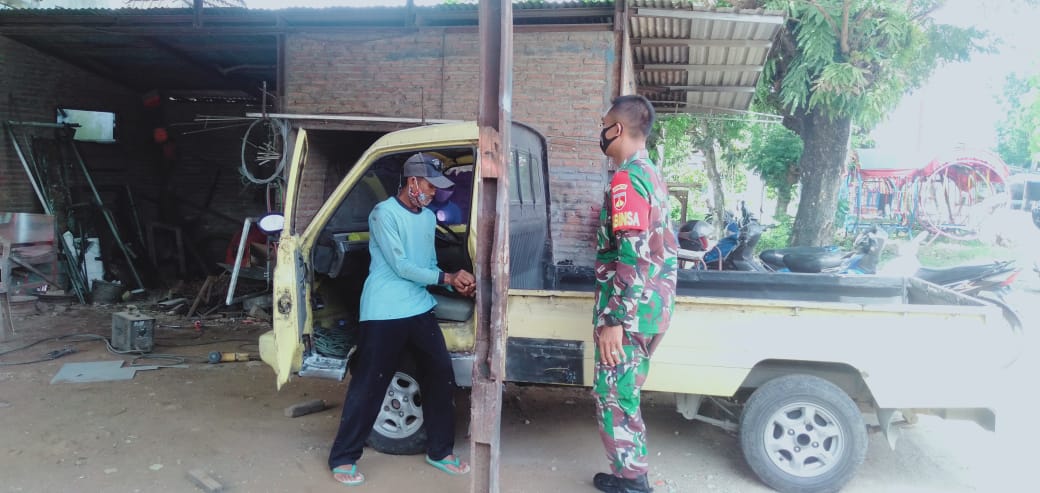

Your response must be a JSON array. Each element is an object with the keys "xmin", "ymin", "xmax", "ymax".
[
  {"xmin": 66, "ymin": 136, "xmax": 146, "ymax": 292},
  {"xmin": 4, "ymin": 123, "xmax": 51, "ymax": 214},
  {"xmin": 226, "ymin": 217, "xmax": 255, "ymax": 306}
]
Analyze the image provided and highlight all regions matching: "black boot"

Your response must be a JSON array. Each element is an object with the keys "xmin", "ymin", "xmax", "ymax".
[{"xmin": 593, "ymin": 472, "xmax": 653, "ymax": 493}]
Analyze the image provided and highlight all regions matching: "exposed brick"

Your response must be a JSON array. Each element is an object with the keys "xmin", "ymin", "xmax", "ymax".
[{"xmin": 285, "ymin": 29, "xmax": 616, "ymax": 265}]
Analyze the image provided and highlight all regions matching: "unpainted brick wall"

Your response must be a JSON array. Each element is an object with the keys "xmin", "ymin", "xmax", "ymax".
[
  {"xmin": 0, "ymin": 36, "xmax": 146, "ymax": 214},
  {"xmin": 285, "ymin": 29, "xmax": 616, "ymax": 266},
  {"xmin": 0, "ymin": 36, "xmax": 270, "ymax": 277}
]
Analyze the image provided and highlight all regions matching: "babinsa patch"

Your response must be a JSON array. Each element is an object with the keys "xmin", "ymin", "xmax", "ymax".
[{"xmin": 610, "ymin": 171, "xmax": 649, "ymax": 232}]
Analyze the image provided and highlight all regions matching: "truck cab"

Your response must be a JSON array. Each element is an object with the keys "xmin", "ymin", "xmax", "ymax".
[{"xmin": 259, "ymin": 121, "xmax": 550, "ymax": 390}]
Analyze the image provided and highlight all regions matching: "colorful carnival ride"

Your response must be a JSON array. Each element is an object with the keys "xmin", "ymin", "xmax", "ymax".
[{"xmin": 847, "ymin": 149, "xmax": 1010, "ymax": 241}]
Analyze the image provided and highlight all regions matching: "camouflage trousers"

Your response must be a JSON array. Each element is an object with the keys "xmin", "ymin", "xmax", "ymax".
[{"xmin": 592, "ymin": 329, "xmax": 655, "ymax": 479}]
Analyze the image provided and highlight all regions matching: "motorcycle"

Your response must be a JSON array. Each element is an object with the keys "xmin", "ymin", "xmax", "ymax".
[
  {"xmin": 677, "ymin": 202, "xmax": 766, "ymax": 271},
  {"xmin": 758, "ymin": 226, "xmax": 887, "ymax": 275},
  {"xmin": 880, "ymin": 231, "xmax": 1020, "ymax": 301}
]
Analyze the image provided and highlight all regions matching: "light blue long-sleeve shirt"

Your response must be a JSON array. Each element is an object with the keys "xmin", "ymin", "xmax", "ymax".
[{"xmin": 359, "ymin": 197, "xmax": 442, "ymax": 321}]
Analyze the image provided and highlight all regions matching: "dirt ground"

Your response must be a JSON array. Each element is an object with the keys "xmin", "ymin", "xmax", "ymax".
[{"xmin": 1, "ymin": 285, "xmax": 1038, "ymax": 493}]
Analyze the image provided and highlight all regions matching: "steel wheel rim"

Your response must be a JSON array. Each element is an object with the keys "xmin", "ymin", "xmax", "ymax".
[
  {"xmin": 374, "ymin": 372, "xmax": 424, "ymax": 439},
  {"xmin": 762, "ymin": 401, "xmax": 845, "ymax": 478}
]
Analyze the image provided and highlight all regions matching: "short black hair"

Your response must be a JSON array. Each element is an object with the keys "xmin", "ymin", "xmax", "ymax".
[{"xmin": 610, "ymin": 95, "xmax": 655, "ymax": 138}]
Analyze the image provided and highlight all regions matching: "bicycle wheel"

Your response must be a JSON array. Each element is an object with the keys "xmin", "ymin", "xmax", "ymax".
[{"xmin": 241, "ymin": 117, "xmax": 288, "ymax": 184}]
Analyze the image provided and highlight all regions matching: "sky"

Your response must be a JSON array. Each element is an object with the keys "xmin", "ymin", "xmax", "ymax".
[{"xmin": 869, "ymin": 0, "xmax": 1040, "ymax": 162}]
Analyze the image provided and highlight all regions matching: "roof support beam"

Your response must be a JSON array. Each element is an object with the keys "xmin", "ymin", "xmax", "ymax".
[
  {"xmin": 6, "ymin": 36, "xmax": 130, "ymax": 89},
  {"xmin": 633, "ymin": 8, "xmax": 786, "ymax": 25},
  {"xmin": 651, "ymin": 85, "xmax": 757, "ymax": 93},
  {"xmin": 638, "ymin": 64, "xmax": 763, "ymax": 72},
  {"xmin": 139, "ymin": 36, "xmax": 247, "ymax": 89},
  {"xmin": 631, "ymin": 38, "xmax": 773, "ymax": 48}
]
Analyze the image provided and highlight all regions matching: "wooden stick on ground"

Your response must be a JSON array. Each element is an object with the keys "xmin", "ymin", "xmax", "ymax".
[{"xmin": 187, "ymin": 275, "xmax": 217, "ymax": 318}]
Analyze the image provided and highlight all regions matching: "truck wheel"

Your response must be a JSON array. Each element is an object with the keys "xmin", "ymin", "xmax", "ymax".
[
  {"xmin": 366, "ymin": 371, "xmax": 428, "ymax": 455},
  {"xmin": 739, "ymin": 375, "xmax": 867, "ymax": 493}
]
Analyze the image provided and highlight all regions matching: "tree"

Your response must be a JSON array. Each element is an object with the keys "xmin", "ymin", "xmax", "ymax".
[
  {"xmin": 745, "ymin": 124, "xmax": 804, "ymax": 217},
  {"xmin": 995, "ymin": 72, "xmax": 1040, "ymax": 168},
  {"xmin": 688, "ymin": 116, "xmax": 748, "ymax": 231},
  {"xmin": 749, "ymin": 0, "xmax": 983, "ymax": 245},
  {"xmin": 649, "ymin": 113, "xmax": 705, "ymax": 223},
  {"xmin": 649, "ymin": 114, "xmax": 746, "ymax": 227}
]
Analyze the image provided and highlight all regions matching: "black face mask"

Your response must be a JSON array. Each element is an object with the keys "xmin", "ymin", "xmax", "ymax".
[{"xmin": 599, "ymin": 122, "xmax": 620, "ymax": 154}]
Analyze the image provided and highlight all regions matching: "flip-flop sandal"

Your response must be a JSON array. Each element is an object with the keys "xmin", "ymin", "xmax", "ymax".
[
  {"xmin": 426, "ymin": 455, "xmax": 471, "ymax": 476},
  {"xmin": 332, "ymin": 464, "xmax": 365, "ymax": 486}
]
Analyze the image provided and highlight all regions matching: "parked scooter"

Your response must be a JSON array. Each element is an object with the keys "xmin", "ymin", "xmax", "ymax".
[
  {"xmin": 881, "ymin": 231, "xmax": 1021, "ymax": 301},
  {"xmin": 758, "ymin": 226, "xmax": 887, "ymax": 275}
]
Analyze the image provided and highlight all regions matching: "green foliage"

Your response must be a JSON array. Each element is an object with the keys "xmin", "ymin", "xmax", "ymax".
[
  {"xmin": 649, "ymin": 113, "xmax": 751, "ymax": 212},
  {"xmin": 758, "ymin": 0, "xmax": 986, "ymax": 129},
  {"xmin": 755, "ymin": 214, "xmax": 793, "ymax": 253},
  {"xmin": 649, "ymin": 113, "xmax": 707, "ymax": 188},
  {"xmin": 835, "ymin": 194, "xmax": 849, "ymax": 225},
  {"xmin": 995, "ymin": 72, "xmax": 1040, "ymax": 167},
  {"xmin": 744, "ymin": 124, "xmax": 803, "ymax": 197}
]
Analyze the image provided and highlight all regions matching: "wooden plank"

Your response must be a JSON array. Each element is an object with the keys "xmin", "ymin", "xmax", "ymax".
[
  {"xmin": 472, "ymin": 1, "xmax": 511, "ymax": 492},
  {"xmin": 187, "ymin": 469, "xmax": 223, "ymax": 493},
  {"xmin": 283, "ymin": 399, "xmax": 327, "ymax": 418},
  {"xmin": 187, "ymin": 275, "xmax": 216, "ymax": 318}
]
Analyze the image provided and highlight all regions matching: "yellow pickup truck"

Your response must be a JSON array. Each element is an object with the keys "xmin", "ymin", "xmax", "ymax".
[{"xmin": 258, "ymin": 121, "xmax": 1017, "ymax": 493}]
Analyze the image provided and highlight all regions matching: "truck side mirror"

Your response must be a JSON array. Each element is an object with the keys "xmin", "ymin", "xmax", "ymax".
[{"xmin": 257, "ymin": 213, "xmax": 285, "ymax": 236}]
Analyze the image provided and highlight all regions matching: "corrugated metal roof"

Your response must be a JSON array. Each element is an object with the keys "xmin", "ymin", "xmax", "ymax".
[
  {"xmin": 627, "ymin": 0, "xmax": 785, "ymax": 114},
  {"xmin": 0, "ymin": 1, "xmax": 782, "ymax": 111}
]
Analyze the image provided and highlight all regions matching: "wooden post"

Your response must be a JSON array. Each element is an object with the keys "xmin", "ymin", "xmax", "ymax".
[{"xmin": 472, "ymin": 1, "xmax": 511, "ymax": 492}]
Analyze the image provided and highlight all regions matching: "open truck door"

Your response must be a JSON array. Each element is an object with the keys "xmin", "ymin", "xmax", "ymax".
[
  {"xmin": 260, "ymin": 123, "xmax": 483, "ymax": 389},
  {"xmin": 261, "ymin": 128, "xmax": 311, "ymax": 389}
]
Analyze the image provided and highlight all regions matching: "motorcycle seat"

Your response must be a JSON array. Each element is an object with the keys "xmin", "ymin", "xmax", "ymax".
[
  {"xmin": 914, "ymin": 263, "xmax": 1007, "ymax": 285},
  {"xmin": 783, "ymin": 252, "xmax": 845, "ymax": 273},
  {"xmin": 760, "ymin": 246, "xmax": 837, "ymax": 269}
]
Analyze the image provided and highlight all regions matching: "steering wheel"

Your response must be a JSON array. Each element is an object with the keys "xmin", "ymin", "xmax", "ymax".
[{"xmin": 435, "ymin": 222, "xmax": 465, "ymax": 246}]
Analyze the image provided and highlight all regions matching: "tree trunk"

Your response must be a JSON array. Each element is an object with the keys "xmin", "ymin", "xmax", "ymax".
[
  {"xmin": 775, "ymin": 187, "xmax": 792, "ymax": 218},
  {"xmin": 702, "ymin": 140, "xmax": 727, "ymax": 236},
  {"xmin": 775, "ymin": 163, "xmax": 800, "ymax": 218},
  {"xmin": 789, "ymin": 108, "xmax": 852, "ymax": 246}
]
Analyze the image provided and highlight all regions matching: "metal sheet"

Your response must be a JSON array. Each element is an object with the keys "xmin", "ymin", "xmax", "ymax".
[{"xmin": 0, "ymin": 212, "xmax": 53, "ymax": 245}]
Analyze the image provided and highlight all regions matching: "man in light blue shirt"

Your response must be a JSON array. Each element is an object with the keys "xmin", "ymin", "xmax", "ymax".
[{"xmin": 329, "ymin": 153, "xmax": 476, "ymax": 486}]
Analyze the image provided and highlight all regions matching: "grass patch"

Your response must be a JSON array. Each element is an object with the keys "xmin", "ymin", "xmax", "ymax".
[{"xmin": 916, "ymin": 238, "xmax": 1014, "ymax": 268}]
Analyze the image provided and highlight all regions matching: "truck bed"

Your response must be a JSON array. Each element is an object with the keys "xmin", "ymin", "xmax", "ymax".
[
  {"xmin": 551, "ymin": 265, "xmax": 983, "ymax": 305},
  {"xmin": 510, "ymin": 265, "xmax": 1014, "ymax": 413}
]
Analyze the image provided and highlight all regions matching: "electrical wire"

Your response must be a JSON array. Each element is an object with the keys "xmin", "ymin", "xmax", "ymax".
[
  {"xmin": 312, "ymin": 324, "xmax": 351, "ymax": 358},
  {"xmin": 0, "ymin": 332, "xmax": 260, "ymax": 367}
]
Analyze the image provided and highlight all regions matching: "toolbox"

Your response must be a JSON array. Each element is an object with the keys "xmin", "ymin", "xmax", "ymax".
[{"xmin": 111, "ymin": 311, "xmax": 155, "ymax": 352}]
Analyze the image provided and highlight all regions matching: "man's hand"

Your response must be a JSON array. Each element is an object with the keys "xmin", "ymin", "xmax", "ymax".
[
  {"xmin": 596, "ymin": 324, "xmax": 624, "ymax": 366},
  {"xmin": 445, "ymin": 269, "xmax": 476, "ymax": 297}
]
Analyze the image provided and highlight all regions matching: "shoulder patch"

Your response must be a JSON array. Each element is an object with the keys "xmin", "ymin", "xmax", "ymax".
[{"xmin": 610, "ymin": 171, "xmax": 650, "ymax": 232}]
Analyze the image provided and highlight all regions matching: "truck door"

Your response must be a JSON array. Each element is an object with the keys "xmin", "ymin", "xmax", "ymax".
[{"xmin": 269, "ymin": 129, "xmax": 312, "ymax": 389}]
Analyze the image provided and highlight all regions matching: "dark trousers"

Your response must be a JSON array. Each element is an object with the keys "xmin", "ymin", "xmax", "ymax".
[{"xmin": 328, "ymin": 310, "xmax": 457, "ymax": 469}]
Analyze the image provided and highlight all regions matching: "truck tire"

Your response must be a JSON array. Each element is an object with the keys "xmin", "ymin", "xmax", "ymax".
[
  {"xmin": 366, "ymin": 371, "xmax": 428, "ymax": 455},
  {"xmin": 739, "ymin": 374, "xmax": 867, "ymax": 493}
]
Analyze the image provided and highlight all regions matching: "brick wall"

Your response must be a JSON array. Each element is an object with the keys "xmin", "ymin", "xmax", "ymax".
[
  {"xmin": 0, "ymin": 36, "xmax": 146, "ymax": 214},
  {"xmin": 0, "ymin": 36, "xmax": 269, "ymax": 278},
  {"xmin": 285, "ymin": 29, "xmax": 617, "ymax": 266}
]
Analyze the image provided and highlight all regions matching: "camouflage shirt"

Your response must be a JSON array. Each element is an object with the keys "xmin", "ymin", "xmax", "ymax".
[{"xmin": 594, "ymin": 151, "xmax": 678, "ymax": 335}]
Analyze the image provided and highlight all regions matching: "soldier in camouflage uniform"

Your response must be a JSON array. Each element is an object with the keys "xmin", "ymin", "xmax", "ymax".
[{"xmin": 591, "ymin": 95, "xmax": 678, "ymax": 493}]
